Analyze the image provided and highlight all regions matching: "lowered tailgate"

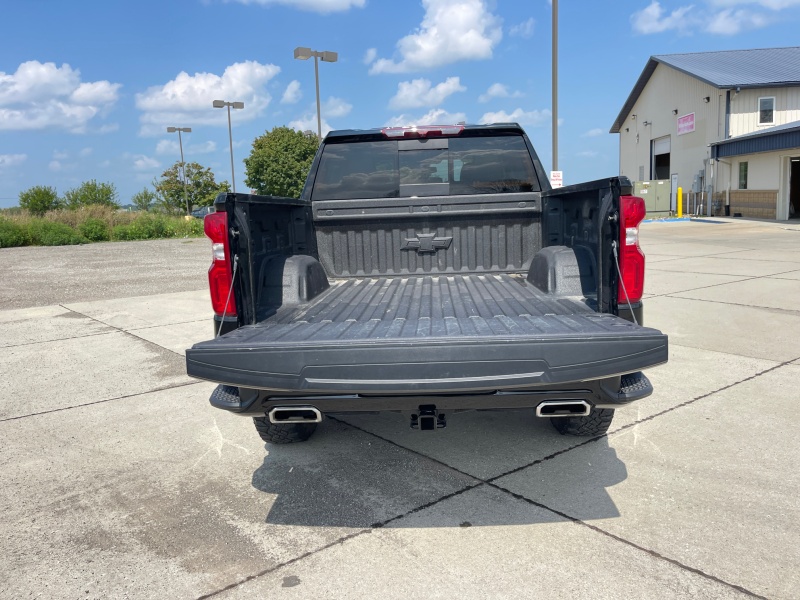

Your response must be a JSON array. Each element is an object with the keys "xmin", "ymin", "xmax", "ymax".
[{"xmin": 186, "ymin": 275, "xmax": 667, "ymax": 394}]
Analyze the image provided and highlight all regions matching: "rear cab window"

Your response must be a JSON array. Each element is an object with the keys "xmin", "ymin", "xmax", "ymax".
[{"xmin": 311, "ymin": 134, "xmax": 539, "ymax": 201}]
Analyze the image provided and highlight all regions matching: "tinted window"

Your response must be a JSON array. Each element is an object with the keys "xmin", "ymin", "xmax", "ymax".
[
  {"xmin": 311, "ymin": 134, "xmax": 538, "ymax": 200},
  {"xmin": 312, "ymin": 141, "xmax": 400, "ymax": 200},
  {"xmin": 449, "ymin": 136, "xmax": 537, "ymax": 195}
]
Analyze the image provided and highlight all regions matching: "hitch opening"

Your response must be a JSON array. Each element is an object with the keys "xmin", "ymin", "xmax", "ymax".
[{"xmin": 411, "ymin": 405, "xmax": 446, "ymax": 431}]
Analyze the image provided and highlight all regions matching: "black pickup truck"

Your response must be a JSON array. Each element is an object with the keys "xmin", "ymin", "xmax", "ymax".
[{"xmin": 186, "ymin": 123, "xmax": 667, "ymax": 444}]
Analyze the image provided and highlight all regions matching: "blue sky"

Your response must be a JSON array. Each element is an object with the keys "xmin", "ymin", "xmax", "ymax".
[{"xmin": 2, "ymin": 0, "xmax": 800, "ymax": 208}]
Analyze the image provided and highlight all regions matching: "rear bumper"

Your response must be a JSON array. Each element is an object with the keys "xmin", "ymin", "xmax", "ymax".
[{"xmin": 209, "ymin": 371, "xmax": 654, "ymax": 416}]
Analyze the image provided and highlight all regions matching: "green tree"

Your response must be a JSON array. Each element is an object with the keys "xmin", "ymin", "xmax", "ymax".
[
  {"xmin": 63, "ymin": 180, "xmax": 119, "ymax": 209},
  {"xmin": 131, "ymin": 187, "xmax": 157, "ymax": 212},
  {"xmin": 18, "ymin": 185, "xmax": 61, "ymax": 216},
  {"xmin": 154, "ymin": 161, "xmax": 229, "ymax": 215},
  {"xmin": 244, "ymin": 126, "xmax": 319, "ymax": 198}
]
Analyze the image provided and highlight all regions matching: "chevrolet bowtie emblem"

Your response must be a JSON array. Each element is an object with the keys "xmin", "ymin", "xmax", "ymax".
[{"xmin": 401, "ymin": 233, "xmax": 453, "ymax": 254}]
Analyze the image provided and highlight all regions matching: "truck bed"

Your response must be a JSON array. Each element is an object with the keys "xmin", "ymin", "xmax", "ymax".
[{"xmin": 186, "ymin": 274, "xmax": 668, "ymax": 394}]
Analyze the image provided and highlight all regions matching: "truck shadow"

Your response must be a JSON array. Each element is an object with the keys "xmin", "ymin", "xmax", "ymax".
[{"xmin": 250, "ymin": 411, "xmax": 627, "ymax": 528}]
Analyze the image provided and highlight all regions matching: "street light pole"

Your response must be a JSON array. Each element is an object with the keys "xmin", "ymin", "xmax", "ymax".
[
  {"xmin": 166, "ymin": 126, "xmax": 192, "ymax": 215},
  {"xmin": 212, "ymin": 100, "xmax": 244, "ymax": 193},
  {"xmin": 294, "ymin": 47, "xmax": 338, "ymax": 141},
  {"xmin": 552, "ymin": 0, "xmax": 558, "ymax": 172}
]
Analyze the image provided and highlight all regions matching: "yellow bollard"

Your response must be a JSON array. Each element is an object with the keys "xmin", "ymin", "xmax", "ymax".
[{"xmin": 677, "ymin": 187, "xmax": 683, "ymax": 218}]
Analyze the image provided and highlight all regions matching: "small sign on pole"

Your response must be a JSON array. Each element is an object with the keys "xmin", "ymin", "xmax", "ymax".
[{"xmin": 549, "ymin": 171, "xmax": 563, "ymax": 189}]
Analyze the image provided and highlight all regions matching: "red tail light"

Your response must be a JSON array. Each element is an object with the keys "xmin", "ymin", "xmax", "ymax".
[
  {"xmin": 618, "ymin": 195, "xmax": 646, "ymax": 304},
  {"xmin": 204, "ymin": 211, "xmax": 237, "ymax": 316}
]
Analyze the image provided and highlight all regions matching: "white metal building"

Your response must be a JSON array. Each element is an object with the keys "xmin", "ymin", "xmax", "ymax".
[{"xmin": 611, "ymin": 47, "xmax": 800, "ymax": 220}]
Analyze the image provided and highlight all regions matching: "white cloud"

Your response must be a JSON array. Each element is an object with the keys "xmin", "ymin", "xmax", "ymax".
[
  {"xmin": 323, "ymin": 96, "xmax": 353, "ymax": 118},
  {"xmin": 363, "ymin": 48, "xmax": 377, "ymax": 65},
  {"xmin": 389, "ymin": 77, "xmax": 466, "ymax": 109},
  {"xmin": 705, "ymin": 7, "xmax": 769, "ymax": 32},
  {"xmin": 0, "ymin": 153, "xmax": 26, "ymax": 169},
  {"xmin": 191, "ymin": 140, "xmax": 218, "ymax": 154},
  {"xmin": 478, "ymin": 82, "xmax": 522, "ymax": 103},
  {"xmin": 630, "ymin": 1, "xmax": 694, "ymax": 34},
  {"xmin": 0, "ymin": 61, "xmax": 120, "ymax": 132},
  {"xmin": 281, "ymin": 80, "xmax": 301, "ymax": 104},
  {"xmin": 289, "ymin": 115, "xmax": 331, "ymax": 137},
  {"xmin": 227, "ymin": 0, "xmax": 365, "ymax": 13},
  {"xmin": 156, "ymin": 139, "xmax": 179, "ymax": 155},
  {"xmin": 582, "ymin": 128, "xmax": 605, "ymax": 137},
  {"xmin": 384, "ymin": 108, "xmax": 467, "ymax": 127},
  {"xmin": 79, "ymin": 147, "xmax": 93, "ymax": 157},
  {"xmin": 509, "ymin": 17, "xmax": 535, "ymax": 38},
  {"xmin": 49, "ymin": 160, "xmax": 63, "ymax": 172},
  {"xmin": 479, "ymin": 108, "xmax": 551, "ymax": 126},
  {"xmin": 630, "ymin": 0, "xmax": 794, "ymax": 35},
  {"xmin": 133, "ymin": 155, "xmax": 160, "ymax": 171},
  {"xmin": 135, "ymin": 61, "xmax": 280, "ymax": 136},
  {"xmin": 156, "ymin": 139, "xmax": 217, "ymax": 155},
  {"xmin": 576, "ymin": 150, "xmax": 600, "ymax": 158},
  {"xmin": 98, "ymin": 123, "xmax": 119, "ymax": 134},
  {"xmin": 53, "ymin": 150, "xmax": 69, "ymax": 160},
  {"xmin": 708, "ymin": 0, "xmax": 800, "ymax": 8},
  {"xmin": 370, "ymin": 0, "xmax": 503, "ymax": 74},
  {"xmin": 289, "ymin": 96, "xmax": 352, "ymax": 136}
]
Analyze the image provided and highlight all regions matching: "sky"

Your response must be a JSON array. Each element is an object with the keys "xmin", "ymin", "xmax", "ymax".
[{"xmin": 2, "ymin": 0, "xmax": 800, "ymax": 208}]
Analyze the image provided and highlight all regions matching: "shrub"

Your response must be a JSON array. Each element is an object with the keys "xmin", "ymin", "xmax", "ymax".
[
  {"xmin": 111, "ymin": 224, "xmax": 135, "ymax": 241},
  {"xmin": 79, "ymin": 218, "xmax": 111, "ymax": 242},
  {"xmin": 26, "ymin": 220, "xmax": 86, "ymax": 246},
  {"xmin": 63, "ymin": 180, "xmax": 119, "ymax": 209},
  {"xmin": 0, "ymin": 218, "xmax": 27, "ymax": 247},
  {"xmin": 18, "ymin": 186, "xmax": 61, "ymax": 216}
]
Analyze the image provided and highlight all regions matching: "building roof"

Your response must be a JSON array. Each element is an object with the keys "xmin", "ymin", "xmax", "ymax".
[
  {"xmin": 710, "ymin": 119, "xmax": 800, "ymax": 159},
  {"xmin": 610, "ymin": 47, "xmax": 800, "ymax": 133}
]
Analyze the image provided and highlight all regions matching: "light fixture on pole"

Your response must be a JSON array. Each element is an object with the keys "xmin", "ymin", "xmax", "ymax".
[
  {"xmin": 212, "ymin": 100, "xmax": 244, "ymax": 193},
  {"xmin": 166, "ymin": 126, "xmax": 192, "ymax": 215},
  {"xmin": 293, "ymin": 46, "xmax": 338, "ymax": 140}
]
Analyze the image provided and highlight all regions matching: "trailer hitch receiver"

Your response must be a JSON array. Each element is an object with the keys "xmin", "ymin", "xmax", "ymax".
[{"xmin": 411, "ymin": 405, "xmax": 446, "ymax": 431}]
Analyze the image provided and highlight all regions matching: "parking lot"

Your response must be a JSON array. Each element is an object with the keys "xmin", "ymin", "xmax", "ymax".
[{"xmin": 2, "ymin": 218, "xmax": 800, "ymax": 599}]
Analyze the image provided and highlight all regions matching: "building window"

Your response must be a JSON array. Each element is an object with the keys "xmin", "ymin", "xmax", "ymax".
[
  {"xmin": 738, "ymin": 161, "xmax": 748, "ymax": 190},
  {"xmin": 758, "ymin": 97, "xmax": 775, "ymax": 125}
]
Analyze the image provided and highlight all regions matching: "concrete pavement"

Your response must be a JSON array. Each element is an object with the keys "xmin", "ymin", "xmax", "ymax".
[{"xmin": 2, "ymin": 219, "xmax": 799, "ymax": 599}]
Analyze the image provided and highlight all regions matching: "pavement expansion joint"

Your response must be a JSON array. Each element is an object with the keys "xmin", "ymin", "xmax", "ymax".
[
  {"xmin": 196, "ymin": 483, "xmax": 486, "ymax": 600},
  {"xmin": 1, "ymin": 330, "xmax": 116, "ymax": 349},
  {"xmin": 647, "ymin": 267, "xmax": 800, "ymax": 299},
  {"xmin": 0, "ymin": 380, "xmax": 203, "ymax": 424},
  {"xmin": 485, "ymin": 480, "xmax": 767, "ymax": 600},
  {"xmin": 60, "ymin": 304, "xmax": 190, "ymax": 357},
  {"xmin": 662, "ymin": 295, "xmax": 800, "ymax": 316},
  {"xmin": 126, "ymin": 317, "xmax": 209, "ymax": 332}
]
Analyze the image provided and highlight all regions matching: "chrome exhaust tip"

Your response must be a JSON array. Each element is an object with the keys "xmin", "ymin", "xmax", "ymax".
[
  {"xmin": 268, "ymin": 406, "xmax": 323, "ymax": 424},
  {"xmin": 535, "ymin": 400, "xmax": 592, "ymax": 418}
]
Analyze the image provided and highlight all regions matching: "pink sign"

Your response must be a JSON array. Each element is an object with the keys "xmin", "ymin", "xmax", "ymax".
[{"xmin": 677, "ymin": 113, "xmax": 695, "ymax": 135}]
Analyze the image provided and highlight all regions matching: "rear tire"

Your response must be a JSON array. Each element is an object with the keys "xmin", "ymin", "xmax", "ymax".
[
  {"xmin": 253, "ymin": 417, "xmax": 317, "ymax": 444},
  {"xmin": 550, "ymin": 408, "xmax": 614, "ymax": 436}
]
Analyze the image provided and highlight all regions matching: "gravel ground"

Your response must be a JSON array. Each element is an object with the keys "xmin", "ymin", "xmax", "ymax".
[{"xmin": 0, "ymin": 237, "xmax": 211, "ymax": 309}]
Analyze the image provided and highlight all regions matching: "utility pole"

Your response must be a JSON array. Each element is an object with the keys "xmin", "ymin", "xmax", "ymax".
[{"xmin": 552, "ymin": 0, "xmax": 559, "ymax": 172}]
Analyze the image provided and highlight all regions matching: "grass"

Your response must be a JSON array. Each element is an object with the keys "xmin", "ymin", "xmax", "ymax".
[{"xmin": 0, "ymin": 206, "xmax": 205, "ymax": 248}]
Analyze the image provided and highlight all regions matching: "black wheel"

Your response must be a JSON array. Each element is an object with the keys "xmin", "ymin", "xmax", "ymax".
[
  {"xmin": 253, "ymin": 416, "xmax": 317, "ymax": 444},
  {"xmin": 550, "ymin": 408, "xmax": 614, "ymax": 436}
]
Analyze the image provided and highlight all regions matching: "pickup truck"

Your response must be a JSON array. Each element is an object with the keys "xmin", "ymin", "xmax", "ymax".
[{"xmin": 186, "ymin": 123, "xmax": 668, "ymax": 444}]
